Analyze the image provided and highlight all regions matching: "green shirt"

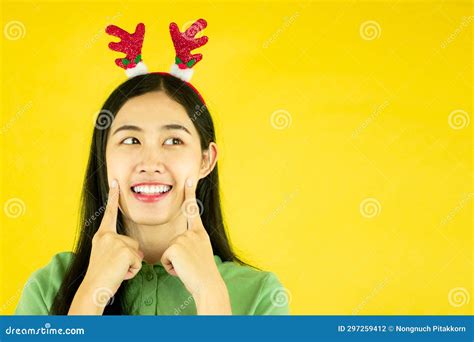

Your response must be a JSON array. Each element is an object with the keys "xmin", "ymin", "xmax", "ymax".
[{"xmin": 14, "ymin": 252, "xmax": 290, "ymax": 315}]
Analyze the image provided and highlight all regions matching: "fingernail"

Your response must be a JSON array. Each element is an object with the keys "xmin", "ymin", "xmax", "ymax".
[
  {"xmin": 186, "ymin": 178, "xmax": 193, "ymax": 187},
  {"xmin": 111, "ymin": 179, "xmax": 118, "ymax": 188}
]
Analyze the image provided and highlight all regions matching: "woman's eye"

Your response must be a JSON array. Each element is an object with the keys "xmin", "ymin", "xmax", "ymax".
[
  {"xmin": 163, "ymin": 137, "xmax": 183, "ymax": 146},
  {"xmin": 121, "ymin": 137, "xmax": 140, "ymax": 145}
]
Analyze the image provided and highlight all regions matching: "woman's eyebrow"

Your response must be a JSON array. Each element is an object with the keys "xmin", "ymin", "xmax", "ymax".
[
  {"xmin": 162, "ymin": 124, "xmax": 192, "ymax": 135},
  {"xmin": 112, "ymin": 124, "xmax": 191, "ymax": 136},
  {"xmin": 112, "ymin": 125, "xmax": 142, "ymax": 136}
]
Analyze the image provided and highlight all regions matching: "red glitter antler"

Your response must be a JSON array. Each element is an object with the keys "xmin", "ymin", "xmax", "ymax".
[
  {"xmin": 106, "ymin": 23, "xmax": 148, "ymax": 77},
  {"xmin": 169, "ymin": 19, "xmax": 208, "ymax": 81}
]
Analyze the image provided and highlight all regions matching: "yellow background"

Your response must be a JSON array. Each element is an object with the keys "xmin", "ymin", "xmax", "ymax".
[{"xmin": 1, "ymin": 0, "xmax": 472, "ymax": 314}]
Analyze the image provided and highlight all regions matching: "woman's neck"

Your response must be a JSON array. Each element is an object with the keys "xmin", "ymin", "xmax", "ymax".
[{"xmin": 123, "ymin": 212, "xmax": 187, "ymax": 265}]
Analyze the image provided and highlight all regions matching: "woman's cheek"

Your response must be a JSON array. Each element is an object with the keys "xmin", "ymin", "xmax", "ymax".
[
  {"xmin": 170, "ymin": 153, "xmax": 200, "ymax": 181},
  {"xmin": 106, "ymin": 151, "xmax": 131, "ymax": 185}
]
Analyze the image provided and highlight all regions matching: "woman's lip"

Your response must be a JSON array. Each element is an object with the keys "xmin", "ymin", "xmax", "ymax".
[
  {"xmin": 130, "ymin": 182, "xmax": 172, "ymax": 187},
  {"xmin": 132, "ymin": 189, "xmax": 172, "ymax": 203}
]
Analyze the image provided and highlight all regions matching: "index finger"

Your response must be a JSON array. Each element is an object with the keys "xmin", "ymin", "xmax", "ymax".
[
  {"xmin": 182, "ymin": 177, "xmax": 202, "ymax": 230},
  {"xmin": 99, "ymin": 179, "xmax": 120, "ymax": 232}
]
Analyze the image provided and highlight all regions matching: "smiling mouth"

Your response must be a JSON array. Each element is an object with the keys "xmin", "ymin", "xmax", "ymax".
[
  {"xmin": 130, "ymin": 184, "xmax": 173, "ymax": 203},
  {"xmin": 130, "ymin": 184, "xmax": 173, "ymax": 195}
]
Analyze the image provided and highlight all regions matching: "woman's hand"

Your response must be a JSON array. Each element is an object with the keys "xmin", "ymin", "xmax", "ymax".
[
  {"xmin": 160, "ymin": 177, "xmax": 232, "ymax": 314},
  {"xmin": 76, "ymin": 180, "xmax": 144, "ymax": 310}
]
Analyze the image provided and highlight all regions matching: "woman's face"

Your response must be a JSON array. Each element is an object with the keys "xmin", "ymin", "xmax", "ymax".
[{"xmin": 105, "ymin": 91, "xmax": 215, "ymax": 225}]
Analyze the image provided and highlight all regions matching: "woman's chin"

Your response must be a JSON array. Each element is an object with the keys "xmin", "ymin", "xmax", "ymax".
[
  {"xmin": 130, "ymin": 217, "xmax": 170, "ymax": 226},
  {"xmin": 121, "ymin": 199, "xmax": 179, "ymax": 226}
]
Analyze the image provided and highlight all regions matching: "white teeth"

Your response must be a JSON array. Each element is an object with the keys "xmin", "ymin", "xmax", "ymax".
[{"xmin": 132, "ymin": 185, "xmax": 171, "ymax": 194}]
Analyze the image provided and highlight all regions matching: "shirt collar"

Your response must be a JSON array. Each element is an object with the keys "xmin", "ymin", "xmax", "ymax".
[{"xmin": 142, "ymin": 254, "xmax": 222, "ymax": 268}]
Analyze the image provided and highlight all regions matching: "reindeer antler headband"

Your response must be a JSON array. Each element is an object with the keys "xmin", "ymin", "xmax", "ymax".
[{"xmin": 105, "ymin": 19, "xmax": 208, "ymax": 82}]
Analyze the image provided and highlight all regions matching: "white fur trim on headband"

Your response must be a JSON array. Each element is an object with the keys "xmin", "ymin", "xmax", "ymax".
[
  {"xmin": 170, "ymin": 63, "xmax": 194, "ymax": 82},
  {"xmin": 125, "ymin": 61, "xmax": 148, "ymax": 78}
]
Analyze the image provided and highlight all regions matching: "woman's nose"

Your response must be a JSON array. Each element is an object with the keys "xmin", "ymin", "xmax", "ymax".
[{"xmin": 136, "ymin": 149, "xmax": 165, "ymax": 173}]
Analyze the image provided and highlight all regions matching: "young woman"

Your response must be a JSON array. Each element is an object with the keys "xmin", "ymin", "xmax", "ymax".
[{"xmin": 14, "ymin": 72, "xmax": 289, "ymax": 315}]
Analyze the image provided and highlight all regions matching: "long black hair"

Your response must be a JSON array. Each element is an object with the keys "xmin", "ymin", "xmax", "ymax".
[{"xmin": 50, "ymin": 72, "xmax": 254, "ymax": 315}]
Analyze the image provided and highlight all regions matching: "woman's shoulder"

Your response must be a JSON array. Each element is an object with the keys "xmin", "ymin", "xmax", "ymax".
[
  {"xmin": 41, "ymin": 251, "xmax": 75, "ymax": 270},
  {"xmin": 15, "ymin": 251, "xmax": 75, "ymax": 315},
  {"xmin": 30, "ymin": 251, "xmax": 75, "ymax": 281},
  {"xmin": 216, "ymin": 256, "xmax": 268, "ymax": 279},
  {"xmin": 216, "ymin": 256, "xmax": 290, "ymax": 315}
]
